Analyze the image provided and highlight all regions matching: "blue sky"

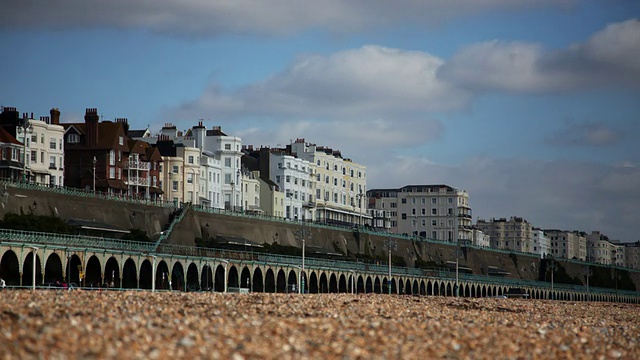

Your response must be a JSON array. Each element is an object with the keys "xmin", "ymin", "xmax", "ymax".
[{"xmin": 2, "ymin": 1, "xmax": 639, "ymax": 242}]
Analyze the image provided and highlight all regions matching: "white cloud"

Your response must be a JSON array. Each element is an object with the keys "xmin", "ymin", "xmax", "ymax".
[
  {"xmin": 176, "ymin": 46, "xmax": 471, "ymax": 120},
  {"xmin": 439, "ymin": 19, "xmax": 640, "ymax": 92},
  {"xmin": 1, "ymin": 0, "xmax": 574, "ymax": 36}
]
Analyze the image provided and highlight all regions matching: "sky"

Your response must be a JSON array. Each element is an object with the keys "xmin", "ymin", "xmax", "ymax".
[{"xmin": 1, "ymin": 1, "xmax": 639, "ymax": 242}]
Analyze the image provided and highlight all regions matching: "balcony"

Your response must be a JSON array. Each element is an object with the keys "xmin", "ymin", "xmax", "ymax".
[
  {"xmin": 124, "ymin": 176, "xmax": 148, "ymax": 186},
  {"xmin": 303, "ymin": 201, "xmax": 316, "ymax": 208},
  {"xmin": 123, "ymin": 160, "xmax": 150, "ymax": 170}
]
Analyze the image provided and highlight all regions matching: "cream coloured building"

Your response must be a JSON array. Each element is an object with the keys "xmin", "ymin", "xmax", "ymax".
[
  {"xmin": 545, "ymin": 230, "xmax": 587, "ymax": 261},
  {"xmin": 367, "ymin": 185, "xmax": 472, "ymax": 243},
  {"xmin": 477, "ymin": 217, "xmax": 533, "ymax": 253},
  {"xmin": 290, "ymin": 138, "xmax": 367, "ymax": 226}
]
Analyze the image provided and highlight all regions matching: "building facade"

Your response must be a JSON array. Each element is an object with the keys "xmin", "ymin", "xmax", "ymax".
[
  {"xmin": 476, "ymin": 217, "xmax": 533, "ymax": 253},
  {"xmin": 531, "ymin": 228, "xmax": 550, "ymax": 258},
  {"xmin": 367, "ymin": 185, "xmax": 472, "ymax": 243}
]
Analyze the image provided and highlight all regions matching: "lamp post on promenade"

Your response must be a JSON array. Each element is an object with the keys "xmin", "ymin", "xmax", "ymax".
[
  {"xmin": 29, "ymin": 246, "xmax": 38, "ymax": 290},
  {"xmin": 92, "ymin": 156, "xmax": 97, "ymax": 193},
  {"xmin": 295, "ymin": 221, "xmax": 311, "ymax": 294},
  {"xmin": 17, "ymin": 114, "xmax": 33, "ymax": 182},
  {"xmin": 220, "ymin": 260, "xmax": 229, "ymax": 293},
  {"xmin": 150, "ymin": 255, "xmax": 157, "ymax": 292},
  {"xmin": 384, "ymin": 236, "xmax": 397, "ymax": 295}
]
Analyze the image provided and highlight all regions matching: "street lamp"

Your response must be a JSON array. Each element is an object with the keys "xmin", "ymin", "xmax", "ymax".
[
  {"xmin": 356, "ymin": 190, "xmax": 365, "ymax": 227},
  {"xmin": 150, "ymin": 255, "xmax": 157, "ymax": 292},
  {"xmin": 237, "ymin": 168, "xmax": 244, "ymax": 213},
  {"xmin": 230, "ymin": 181, "xmax": 235, "ymax": 211},
  {"xmin": 92, "ymin": 156, "xmax": 97, "ymax": 193},
  {"xmin": 29, "ymin": 246, "xmax": 38, "ymax": 290},
  {"xmin": 384, "ymin": 236, "xmax": 397, "ymax": 295},
  {"xmin": 295, "ymin": 221, "xmax": 310, "ymax": 294},
  {"xmin": 546, "ymin": 256, "xmax": 557, "ymax": 299},
  {"xmin": 220, "ymin": 260, "xmax": 229, "ymax": 293},
  {"xmin": 17, "ymin": 115, "xmax": 33, "ymax": 183},
  {"xmin": 583, "ymin": 265, "xmax": 592, "ymax": 298}
]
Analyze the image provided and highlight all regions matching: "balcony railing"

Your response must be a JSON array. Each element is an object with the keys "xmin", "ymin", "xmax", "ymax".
[
  {"xmin": 124, "ymin": 176, "xmax": 149, "ymax": 186},
  {"xmin": 122, "ymin": 160, "xmax": 151, "ymax": 170}
]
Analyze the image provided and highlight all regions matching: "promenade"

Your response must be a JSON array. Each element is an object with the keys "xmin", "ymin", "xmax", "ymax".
[{"xmin": 1, "ymin": 291, "xmax": 638, "ymax": 359}]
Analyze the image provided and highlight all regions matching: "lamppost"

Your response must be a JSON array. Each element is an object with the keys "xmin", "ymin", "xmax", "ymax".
[
  {"xmin": 92, "ymin": 156, "xmax": 97, "ymax": 193},
  {"xmin": 546, "ymin": 256, "xmax": 557, "ymax": 299},
  {"xmin": 296, "ymin": 221, "xmax": 311, "ymax": 294},
  {"xmin": 29, "ymin": 246, "xmax": 38, "ymax": 290},
  {"xmin": 17, "ymin": 115, "xmax": 33, "ymax": 182},
  {"xmin": 220, "ymin": 260, "xmax": 229, "ymax": 293},
  {"xmin": 230, "ymin": 181, "xmax": 235, "ymax": 211},
  {"xmin": 583, "ymin": 265, "xmax": 592, "ymax": 297},
  {"xmin": 349, "ymin": 270, "xmax": 356, "ymax": 294},
  {"xmin": 237, "ymin": 169, "xmax": 243, "ymax": 213},
  {"xmin": 384, "ymin": 236, "xmax": 397, "ymax": 294},
  {"xmin": 150, "ymin": 255, "xmax": 157, "ymax": 292},
  {"xmin": 356, "ymin": 190, "xmax": 365, "ymax": 227}
]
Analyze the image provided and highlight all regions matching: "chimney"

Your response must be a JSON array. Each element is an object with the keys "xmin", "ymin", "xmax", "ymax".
[
  {"xmin": 84, "ymin": 108, "xmax": 99, "ymax": 147},
  {"xmin": 50, "ymin": 108, "xmax": 60, "ymax": 125}
]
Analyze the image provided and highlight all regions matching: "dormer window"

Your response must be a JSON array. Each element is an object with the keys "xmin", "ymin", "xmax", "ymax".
[
  {"xmin": 67, "ymin": 134, "xmax": 80, "ymax": 144},
  {"xmin": 119, "ymin": 136, "xmax": 124, "ymax": 145}
]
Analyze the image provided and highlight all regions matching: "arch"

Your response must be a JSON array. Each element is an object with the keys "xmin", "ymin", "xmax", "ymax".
[
  {"xmin": 319, "ymin": 272, "xmax": 328, "ymax": 293},
  {"xmin": 43, "ymin": 252, "xmax": 63, "ymax": 285},
  {"xmin": 427, "ymin": 281, "xmax": 434, "ymax": 296},
  {"xmin": 228, "ymin": 266, "xmax": 240, "ymax": 288},
  {"xmin": 446, "ymin": 283, "xmax": 453, "ymax": 297},
  {"xmin": 22, "ymin": 251, "xmax": 43, "ymax": 287},
  {"xmin": 287, "ymin": 269, "xmax": 298, "ymax": 292},
  {"xmin": 404, "ymin": 280, "xmax": 411, "ymax": 295},
  {"xmin": 391, "ymin": 278, "xmax": 397, "ymax": 294},
  {"xmin": 264, "ymin": 268, "xmax": 276, "ymax": 293},
  {"xmin": 201, "ymin": 264, "xmax": 213, "ymax": 291},
  {"xmin": 276, "ymin": 269, "xmax": 286, "ymax": 293},
  {"xmin": 374, "ymin": 277, "xmax": 382, "ymax": 294},
  {"xmin": 309, "ymin": 271, "xmax": 319, "ymax": 294},
  {"xmin": 412, "ymin": 280, "xmax": 419, "ymax": 295},
  {"xmin": 186, "ymin": 262, "xmax": 199, "ymax": 291},
  {"xmin": 0, "ymin": 250, "xmax": 20, "ymax": 286},
  {"xmin": 357, "ymin": 275, "xmax": 365, "ymax": 294},
  {"xmin": 329, "ymin": 273, "xmax": 338, "ymax": 293},
  {"xmin": 420, "ymin": 280, "xmax": 426, "ymax": 295},
  {"xmin": 85, "ymin": 255, "xmax": 102, "ymax": 288},
  {"xmin": 214, "ymin": 264, "xmax": 226, "ymax": 292},
  {"xmin": 253, "ymin": 267, "xmax": 264, "ymax": 293},
  {"xmin": 123, "ymin": 258, "xmax": 138, "ymax": 289},
  {"xmin": 240, "ymin": 266, "xmax": 251, "ymax": 290},
  {"xmin": 139, "ymin": 259, "xmax": 153, "ymax": 289},
  {"xmin": 156, "ymin": 260, "xmax": 170, "ymax": 290},
  {"xmin": 171, "ymin": 261, "xmax": 185, "ymax": 291},
  {"xmin": 365, "ymin": 276, "xmax": 373, "ymax": 293},
  {"xmin": 338, "ymin": 274, "xmax": 347, "ymax": 293},
  {"xmin": 104, "ymin": 256, "xmax": 120, "ymax": 288},
  {"xmin": 398, "ymin": 279, "xmax": 404, "ymax": 294}
]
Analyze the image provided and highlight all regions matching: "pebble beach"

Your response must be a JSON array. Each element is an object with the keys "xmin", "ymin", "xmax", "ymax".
[{"xmin": 1, "ymin": 290, "xmax": 638, "ymax": 359}]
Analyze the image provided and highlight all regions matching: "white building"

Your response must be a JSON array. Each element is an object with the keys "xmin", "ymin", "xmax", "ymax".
[
  {"xmin": 471, "ymin": 229, "xmax": 491, "ymax": 248},
  {"xmin": 367, "ymin": 185, "xmax": 472, "ymax": 243},
  {"xmin": 199, "ymin": 151, "xmax": 223, "ymax": 208},
  {"xmin": 269, "ymin": 150, "xmax": 315, "ymax": 221},
  {"xmin": 290, "ymin": 138, "xmax": 367, "ymax": 226},
  {"xmin": 16, "ymin": 109, "xmax": 65, "ymax": 186},
  {"xmin": 531, "ymin": 228, "xmax": 549, "ymax": 258},
  {"xmin": 545, "ymin": 230, "xmax": 587, "ymax": 261}
]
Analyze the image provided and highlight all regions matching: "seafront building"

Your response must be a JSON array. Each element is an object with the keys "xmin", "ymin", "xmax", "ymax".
[
  {"xmin": 531, "ymin": 228, "xmax": 550, "ymax": 258},
  {"xmin": 367, "ymin": 185, "xmax": 472, "ymax": 243},
  {"xmin": 544, "ymin": 230, "xmax": 587, "ymax": 261},
  {"xmin": 476, "ymin": 217, "xmax": 533, "ymax": 253},
  {"xmin": 290, "ymin": 138, "xmax": 367, "ymax": 226}
]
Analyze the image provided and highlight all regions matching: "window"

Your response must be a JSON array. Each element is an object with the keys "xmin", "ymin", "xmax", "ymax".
[
  {"xmin": 188, "ymin": 156, "xmax": 194, "ymax": 164},
  {"xmin": 40, "ymin": 152, "xmax": 44, "ymax": 163},
  {"xmin": 432, "ymin": 220, "xmax": 437, "ymax": 226},
  {"xmin": 172, "ymin": 181, "xmax": 178, "ymax": 191},
  {"xmin": 224, "ymin": 173, "xmax": 231, "ymax": 184},
  {"xmin": 225, "ymin": 144, "xmax": 231, "ymax": 150},
  {"xmin": 286, "ymin": 175, "xmax": 290, "ymax": 183},
  {"xmin": 401, "ymin": 213, "xmax": 407, "ymax": 220},
  {"xmin": 109, "ymin": 150, "xmax": 115, "ymax": 165},
  {"xmin": 118, "ymin": 136, "xmax": 124, "ymax": 145},
  {"xmin": 432, "ymin": 208, "xmax": 437, "ymax": 215},
  {"xmin": 224, "ymin": 157, "xmax": 231, "ymax": 167},
  {"xmin": 276, "ymin": 175, "xmax": 280, "ymax": 183},
  {"xmin": 31, "ymin": 134, "xmax": 37, "ymax": 143},
  {"xmin": 187, "ymin": 173, "xmax": 193, "ymax": 184},
  {"xmin": 401, "ymin": 198, "xmax": 407, "ymax": 204},
  {"xmin": 67, "ymin": 134, "xmax": 80, "ymax": 144},
  {"xmin": 109, "ymin": 167, "xmax": 115, "ymax": 179},
  {"xmin": 30, "ymin": 150, "xmax": 37, "ymax": 163},
  {"xmin": 50, "ymin": 139, "xmax": 56, "ymax": 149},
  {"xmin": 432, "ymin": 198, "xmax": 437, "ymax": 204},
  {"xmin": 41, "ymin": 134, "xmax": 45, "ymax": 144}
]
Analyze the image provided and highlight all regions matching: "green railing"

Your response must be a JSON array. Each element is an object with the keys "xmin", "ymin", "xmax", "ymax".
[{"xmin": 0, "ymin": 229, "xmax": 155, "ymax": 253}]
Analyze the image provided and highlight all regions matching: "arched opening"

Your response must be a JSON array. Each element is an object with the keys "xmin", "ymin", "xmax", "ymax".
[
  {"xmin": 309, "ymin": 272, "xmax": 319, "ymax": 293},
  {"xmin": 85, "ymin": 255, "xmax": 102, "ymax": 288},
  {"xmin": 201, "ymin": 264, "xmax": 213, "ymax": 291},
  {"xmin": 156, "ymin": 260, "xmax": 170, "ymax": 290},
  {"xmin": 0, "ymin": 250, "xmax": 20, "ymax": 286},
  {"xmin": 276, "ymin": 269, "xmax": 286, "ymax": 293},
  {"xmin": 171, "ymin": 262, "xmax": 185, "ymax": 291},
  {"xmin": 264, "ymin": 268, "xmax": 276, "ymax": 293},
  {"xmin": 228, "ymin": 266, "xmax": 240, "ymax": 288},
  {"xmin": 214, "ymin": 264, "xmax": 226, "ymax": 292},
  {"xmin": 104, "ymin": 257, "xmax": 120, "ymax": 288},
  {"xmin": 123, "ymin": 258, "xmax": 138, "ymax": 289},
  {"xmin": 319, "ymin": 273, "xmax": 328, "ymax": 293},
  {"xmin": 44, "ymin": 252, "xmax": 63, "ymax": 285},
  {"xmin": 374, "ymin": 277, "xmax": 382, "ymax": 294},
  {"xmin": 329, "ymin": 273, "xmax": 338, "ymax": 293},
  {"xmin": 186, "ymin": 263, "xmax": 199, "ymax": 291},
  {"xmin": 253, "ymin": 267, "xmax": 264, "ymax": 293},
  {"xmin": 241, "ymin": 267, "xmax": 251, "ymax": 291}
]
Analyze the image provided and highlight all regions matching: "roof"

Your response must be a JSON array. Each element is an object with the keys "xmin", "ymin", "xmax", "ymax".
[{"xmin": 0, "ymin": 127, "xmax": 22, "ymax": 145}]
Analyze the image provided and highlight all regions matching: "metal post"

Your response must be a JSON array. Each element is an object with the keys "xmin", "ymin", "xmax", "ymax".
[
  {"xmin": 388, "ymin": 247, "xmax": 392, "ymax": 294},
  {"xmin": 92, "ymin": 156, "xmax": 97, "ymax": 192},
  {"xmin": 301, "ymin": 229, "xmax": 305, "ymax": 294},
  {"xmin": 221, "ymin": 260, "xmax": 229, "ymax": 293},
  {"xmin": 30, "ymin": 246, "xmax": 38, "ymax": 290},
  {"xmin": 151, "ymin": 255, "xmax": 157, "ymax": 292}
]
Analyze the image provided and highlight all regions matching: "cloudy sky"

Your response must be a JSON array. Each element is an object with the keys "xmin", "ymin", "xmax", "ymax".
[{"xmin": 2, "ymin": 1, "xmax": 639, "ymax": 242}]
